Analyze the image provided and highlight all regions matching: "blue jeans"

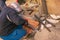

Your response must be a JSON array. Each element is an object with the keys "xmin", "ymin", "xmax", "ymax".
[{"xmin": 0, "ymin": 25, "xmax": 27, "ymax": 40}]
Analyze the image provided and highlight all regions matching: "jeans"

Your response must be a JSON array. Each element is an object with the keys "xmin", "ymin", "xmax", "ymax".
[{"xmin": 0, "ymin": 25, "xmax": 26, "ymax": 40}]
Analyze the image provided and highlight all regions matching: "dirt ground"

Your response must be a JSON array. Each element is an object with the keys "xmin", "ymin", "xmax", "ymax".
[{"xmin": 33, "ymin": 22, "xmax": 60, "ymax": 40}]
